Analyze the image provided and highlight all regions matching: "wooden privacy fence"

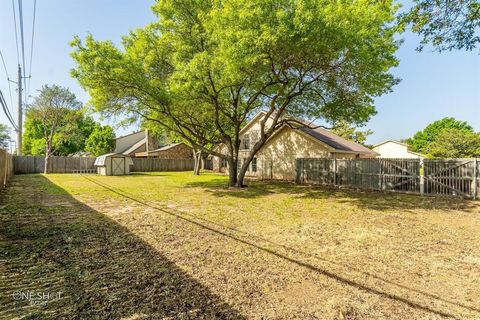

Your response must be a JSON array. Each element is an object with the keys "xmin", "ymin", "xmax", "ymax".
[
  {"xmin": 0, "ymin": 149, "xmax": 14, "ymax": 188},
  {"xmin": 296, "ymin": 158, "xmax": 480, "ymax": 199},
  {"xmin": 130, "ymin": 158, "xmax": 195, "ymax": 172},
  {"xmin": 13, "ymin": 156, "xmax": 96, "ymax": 174},
  {"xmin": 13, "ymin": 156, "xmax": 195, "ymax": 174}
]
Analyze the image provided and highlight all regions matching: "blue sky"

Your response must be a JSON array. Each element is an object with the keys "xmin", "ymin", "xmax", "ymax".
[{"xmin": 0, "ymin": 0, "xmax": 479, "ymax": 149}]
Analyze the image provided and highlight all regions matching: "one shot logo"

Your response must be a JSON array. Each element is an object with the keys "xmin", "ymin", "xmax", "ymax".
[{"xmin": 12, "ymin": 291, "xmax": 62, "ymax": 306}]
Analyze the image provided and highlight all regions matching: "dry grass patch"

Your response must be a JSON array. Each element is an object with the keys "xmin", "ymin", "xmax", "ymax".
[{"xmin": 1, "ymin": 172, "xmax": 479, "ymax": 319}]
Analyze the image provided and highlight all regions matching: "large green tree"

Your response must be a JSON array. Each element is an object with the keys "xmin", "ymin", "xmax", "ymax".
[
  {"xmin": 85, "ymin": 124, "xmax": 115, "ymax": 156},
  {"xmin": 401, "ymin": 0, "xmax": 480, "ymax": 52},
  {"xmin": 23, "ymin": 110, "xmax": 96, "ymax": 156},
  {"xmin": 26, "ymin": 85, "xmax": 83, "ymax": 173},
  {"xmin": 407, "ymin": 117, "xmax": 473, "ymax": 153},
  {"xmin": 71, "ymin": 0, "xmax": 400, "ymax": 187},
  {"xmin": 424, "ymin": 128, "xmax": 480, "ymax": 158}
]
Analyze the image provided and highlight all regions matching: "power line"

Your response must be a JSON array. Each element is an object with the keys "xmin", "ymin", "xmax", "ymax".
[
  {"xmin": 0, "ymin": 50, "xmax": 15, "ymax": 118},
  {"xmin": 27, "ymin": 0, "xmax": 37, "ymax": 101},
  {"xmin": 0, "ymin": 90, "xmax": 16, "ymax": 127},
  {"xmin": 18, "ymin": 0, "xmax": 28, "ymax": 106},
  {"xmin": 11, "ymin": 0, "xmax": 20, "ymax": 65},
  {"xmin": 0, "ymin": 90, "xmax": 17, "ymax": 131}
]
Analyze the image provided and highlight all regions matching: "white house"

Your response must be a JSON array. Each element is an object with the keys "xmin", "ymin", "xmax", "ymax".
[{"xmin": 372, "ymin": 140, "xmax": 425, "ymax": 159}]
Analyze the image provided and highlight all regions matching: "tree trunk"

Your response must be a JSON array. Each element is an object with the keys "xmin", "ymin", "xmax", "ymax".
[
  {"xmin": 201, "ymin": 153, "xmax": 208, "ymax": 170},
  {"xmin": 236, "ymin": 168, "xmax": 247, "ymax": 187},
  {"xmin": 227, "ymin": 157, "xmax": 237, "ymax": 187},
  {"xmin": 192, "ymin": 149, "xmax": 199, "ymax": 175},
  {"xmin": 44, "ymin": 144, "xmax": 52, "ymax": 174},
  {"xmin": 193, "ymin": 150, "xmax": 202, "ymax": 175},
  {"xmin": 236, "ymin": 158, "xmax": 252, "ymax": 188},
  {"xmin": 44, "ymin": 154, "xmax": 50, "ymax": 174}
]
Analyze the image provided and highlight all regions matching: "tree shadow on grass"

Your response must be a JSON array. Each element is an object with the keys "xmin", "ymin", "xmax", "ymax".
[
  {"xmin": 185, "ymin": 177, "xmax": 479, "ymax": 212},
  {"xmin": 79, "ymin": 175, "xmax": 480, "ymax": 319},
  {"xmin": 130, "ymin": 172, "xmax": 171, "ymax": 177},
  {"xmin": 0, "ymin": 175, "xmax": 244, "ymax": 320}
]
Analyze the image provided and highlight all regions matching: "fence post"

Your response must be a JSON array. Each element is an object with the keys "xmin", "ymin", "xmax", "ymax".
[
  {"xmin": 333, "ymin": 155, "xmax": 337, "ymax": 186},
  {"xmin": 378, "ymin": 159, "xmax": 382, "ymax": 191},
  {"xmin": 473, "ymin": 158, "xmax": 477, "ymax": 200},
  {"xmin": 420, "ymin": 159, "xmax": 424, "ymax": 196}
]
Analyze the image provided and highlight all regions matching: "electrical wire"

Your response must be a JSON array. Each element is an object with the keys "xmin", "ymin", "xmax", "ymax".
[
  {"xmin": 27, "ymin": 0, "xmax": 37, "ymax": 101},
  {"xmin": 0, "ymin": 50, "xmax": 15, "ymax": 118},
  {"xmin": 11, "ymin": 0, "xmax": 20, "ymax": 65},
  {"xmin": 18, "ymin": 0, "xmax": 28, "ymax": 106},
  {"xmin": 0, "ymin": 90, "xmax": 17, "ymax": 131}
]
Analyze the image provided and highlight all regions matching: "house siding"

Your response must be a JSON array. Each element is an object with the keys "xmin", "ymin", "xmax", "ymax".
[
  {"xmin": 254, "ymin": 126, "xmax": 331, "ymax": 180},
  {"xmin": 373, "ymin": 142, "xmax": 423, "ymax": 159}
]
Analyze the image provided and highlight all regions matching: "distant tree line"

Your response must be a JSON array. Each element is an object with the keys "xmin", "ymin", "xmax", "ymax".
[{"xmin": 407, "ymin": 117, "xmax": 480, "ymax": 158}]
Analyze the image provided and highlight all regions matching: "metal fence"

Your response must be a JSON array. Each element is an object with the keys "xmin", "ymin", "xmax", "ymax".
[
  {"xmin": 13, "ymin": 156, "xmax": 195, "ymax": 174},
  {"xmin": 296, "ymin": 158, "xmax": 480, "ymax": 199}
]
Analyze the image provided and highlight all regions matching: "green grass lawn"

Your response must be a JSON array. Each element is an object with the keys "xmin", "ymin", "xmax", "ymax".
[{"xmin": 1, "ymin": 172, "xmax": 480, "ymax": 319}]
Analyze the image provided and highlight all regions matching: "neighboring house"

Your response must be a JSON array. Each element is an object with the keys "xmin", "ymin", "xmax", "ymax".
[
  {"xmin": 135, "ymin": 142, "xmax": 193, "ymax": 159},
  {"xmin": 212, "ymin": 112, "xmax": 378, "ymax": 180},
  {"xmin": 372, "ymin": 140, "xmax": 425, "ymax": 159},
  {"xmin": 114, "ymin": 130, "xmax": 159, "ymax": 157}
]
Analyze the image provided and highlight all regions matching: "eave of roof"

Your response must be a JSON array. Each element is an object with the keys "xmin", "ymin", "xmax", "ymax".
[
  {"xmin": 298, "ymin": 126, "xmax": 378, "ymax": 155},
  {"xmin": 373, "ymin": 140, "xmax": 409, "ymax": 148},
  {"xmin": 115, "ymin": 130, "xmax": 145, "ymax": 141},
  {"xmin": 121, "ymin": 138, "xmax": 146, "ymax": 155}
]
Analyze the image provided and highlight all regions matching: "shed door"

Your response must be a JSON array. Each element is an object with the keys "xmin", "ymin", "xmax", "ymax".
[{"xmin": 111, "ymin": 157, "xmax": 125, "ymax": 175}]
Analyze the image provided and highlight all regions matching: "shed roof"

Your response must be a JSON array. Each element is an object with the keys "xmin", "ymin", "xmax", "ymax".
[{"xmin": 94, "ymin": 153, "xmax": 134, "ymax": 166}]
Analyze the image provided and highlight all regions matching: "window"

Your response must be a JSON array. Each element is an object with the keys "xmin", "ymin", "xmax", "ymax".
[
  {"xmin": 242, "ymin": 134, "xmax": 250, "ymax": 150},
  {"xmin": 252, "ymin": 157, "xmax": 257, "ymax": 172},
  {"xmin": 221, "ymin": 158, "xmax": 228, "ymax": 168}
]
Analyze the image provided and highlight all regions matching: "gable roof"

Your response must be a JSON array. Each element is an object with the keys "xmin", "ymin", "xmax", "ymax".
[
  {"xmin": 373, "ymin": 140, "xmax": 425, "ymax": 157},
  {"xmin": 373, "ymin": 140, "xmax": 409, "ymax": 148},
  {"xmin": 115, "ymin": 130, "xmax": 144, "ymax": 141},
  {"xmin": 239, "ymin": 111, "xmax": 270, "ymax": 135},
  {"xmin": 122, "ymin": 138, "xmax": 147, "ymax": 155},
  {"xmin": 298, "ymin": 126, "xmax": 378, "ymax": 155}
]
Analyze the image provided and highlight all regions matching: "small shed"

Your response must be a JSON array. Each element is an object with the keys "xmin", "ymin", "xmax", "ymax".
[{"xmin": 94, "ymin": 153, "xmax": 134, "ymax": 176}]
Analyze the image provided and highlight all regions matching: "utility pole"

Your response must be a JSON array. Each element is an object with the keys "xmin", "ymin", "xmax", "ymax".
[{"xmin": 17, "ymin": 64, "xmax": 22, "ymax": 156}]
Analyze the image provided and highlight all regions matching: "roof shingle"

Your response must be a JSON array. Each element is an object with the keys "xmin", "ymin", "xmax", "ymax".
[{"xmin": 298, "ymin": 126, "xmax": 377, "ymax": 155}]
